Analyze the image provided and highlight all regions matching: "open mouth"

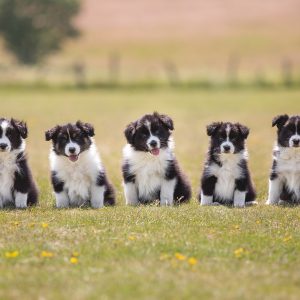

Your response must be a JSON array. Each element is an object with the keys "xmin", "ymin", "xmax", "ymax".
[
  {"xmin": 150, "ymin": 148, "xmax": 160, "ymax": 156},
  {"xmin": 68, "ymin": 154, "xmax": 79, "ymax": 162}
]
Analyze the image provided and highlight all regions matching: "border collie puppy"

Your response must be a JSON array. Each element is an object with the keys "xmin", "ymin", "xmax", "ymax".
[
  {"xmin": 0, "ymin": 118, "xmax": 38, "ymax": 208},
  {"xmin": 45, "ymin": 121, "xmax": 115, "ymax": 208},
  {"xmin": 122, "ymin": 112, "xmax": 191, "ymax": 206},
  {"xmin": 266, "ymin": 114, "xmax": 300, "ymax": 205},
  {"xmin": 199, "ymin": 122, "xmax": 256, "ymax": 207}
]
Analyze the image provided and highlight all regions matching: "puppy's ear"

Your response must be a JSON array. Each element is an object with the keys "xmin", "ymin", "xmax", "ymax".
[
  {"xmin": 272, "ymin": 114, "xmax": 289, "ymax": 129},
  {"xmin": 45, "ymin": 125, "xmax": 60, "ymax": 141},
  {"xmin": 156, "ymin": 112, "xmax": 174, "ymax": 130},
  {"xmin": 206, "ymin": 122, "xmax": 222, "ymax": 136},
  {"xmin": 236, "ymin": 123, "xmax": 249, "ymax": 139},
  {"xmin": 124, "ymin": 122, "xmax": 137, "ymax": 144},
  {"xmin": 11, "ymin": 118, "xmax": 27, "ymax": 139},
  {"xmin": 76, "ymin": 121, "xmax": 95, "ymax": 137}
]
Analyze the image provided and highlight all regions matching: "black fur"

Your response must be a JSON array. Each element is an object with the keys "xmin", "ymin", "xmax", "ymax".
[
  {"xmin": 268, "ymin": 115, "xmax": 300, "ymax": 204},
  {"xmin": 96, "ymin": 170, "xmax": 115, "ymax": 206},
  {"xmin": 272, "ymin": 115, "xmax": 300, "ymax": 148},
  {"xmin": 14, "ymin": 154, "xmax": 38, "ymax": 206},
  {"xmin": 45, "ymin": 121, "xmax": 93, "ymax": 157},
  {"xmin": 122, "ymin": 112, "xmax": 191, "ymax": 205},
  {"xmin": 0, "ymin": 118, "xmax": 38, "ymax": 208},
  {"xmin": 46, "ymin": 121, "xmax": 115, "ymax": 207},
  {"xmin": 199, "ymin": 121, "xmax": 256, "ymax": 205},
  {"xmin": 51, "ymin": 171, "xmax": 64, "ymax": 193}
]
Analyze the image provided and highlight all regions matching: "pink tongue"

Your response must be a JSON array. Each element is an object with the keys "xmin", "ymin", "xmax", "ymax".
[
  {"xmin": 69, "ymin": 155, "xmax": 78, "ymax": 162},
  {"xmin": 150, "ymin": 148, "xmax": 160, "ymax": 156}
]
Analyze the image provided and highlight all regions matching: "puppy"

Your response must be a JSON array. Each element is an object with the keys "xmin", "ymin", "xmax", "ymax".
[
  {"xmin": 122, "ymin": 112, "xmax": 191, "ymax": 206},
  {"xmin": 200, "ymin": 122, "xmax": 256, "ymax": 207},
  {"xmin": 266, "ymin": 114, "xmax": 300, "ymax": 205},
  {"xmin": 0, "ymin": 118, "xmax": 38, "ymax": 208},
  {"xmin": 45, "ymin": 121, "xmax": 115, "ymax": 208}
]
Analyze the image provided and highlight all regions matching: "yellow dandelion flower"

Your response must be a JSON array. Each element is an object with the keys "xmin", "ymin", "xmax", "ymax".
[
  {"xmin": 256, "ymin": 220, "xmax": 261, "ymax": 224},
  {"xmin": 41, "ymin": 251, "xmax": 54, "ymax": 258},
  {"xmin": 5, "ymin": 251, "xmax": 19, "ymax": 258},
  {"xmin": 70, "ymin": 257, "xmax": 78, "ymax": 264},
  {"xmin": 41, "ymin": 223, "xmax": 49, "ymax": 228},
  {"xmin": 188, "ymin": 257, "xmax": 198, "ymax": 266},
  {"xmin": 175, "ymin": 253, "xmax": 186, "ymax": 261},
  {"xmin": 283, "ymin": 235, "xmax": 292, "ymax": 242},
  {"xmin": 128, "ymin": 235, "xmax": 136, "ymax": 241},
  {"xmin": 234, "ymin": 247, "xmax": 244, "ymax": 258}
]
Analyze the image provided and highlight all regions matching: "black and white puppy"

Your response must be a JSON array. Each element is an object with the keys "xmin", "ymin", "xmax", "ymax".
[
  {"xmin": 0, "ymin": 118, "xmax": 38, "ymax": 208},
  {"xmin": 200, "ymin": 122, "xmax": 256, "ymax": 207},
  {"xmin": 267, "ymin": 114, "xmax": 300, "ymax": 205},
  {"xmin": 122, "ymin": 112, "xmax": 191, "ymax": 206},
  {"xmin": 45, "ymin": 121, "xmax": 115, "ymax": 208}
]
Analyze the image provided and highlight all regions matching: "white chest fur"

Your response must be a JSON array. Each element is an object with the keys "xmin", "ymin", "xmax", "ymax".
[
  {"xmin": 275, "ymin": 147, "xmax": 300, "ymax": 198},
  {"xmin": 209, "ymin": 153, "xmax": 244, "ymax": 201},
  {"xmin": 50, "ymin": 144, "xmax": 103, "ymax": 205},
  {"xmin": 0, "ymin": 151, "xmax": 19, "ymax": 205},
  {"xmin": 123, "ymin": 144, "xmax": 173, "ymax": 200}
]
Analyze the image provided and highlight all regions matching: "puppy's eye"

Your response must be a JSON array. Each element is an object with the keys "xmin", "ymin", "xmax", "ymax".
[
  {"xmin": 153, "ymin": 129, "xmax": 160, "ymax": 135},
  {"xmin": 60, "ymin": 136, "xmax": 67, "ymax": 141},
  {"xmin": 73, "ymin": 134, "xmax": 81, "ymax": 140}
]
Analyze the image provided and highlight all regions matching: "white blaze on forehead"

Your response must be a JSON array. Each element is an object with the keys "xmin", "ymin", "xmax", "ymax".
[
  {"xmin": 220, "ymin": 124, "xmax": 234, "ymax": 154},
  {"xmin": 1, "ymin": 120, "xmax": 9, "ymax": 135},
  {"xmin": 289, "ymin": 119, "xmax": 300, "ymax": 147},
  {"xmin": 65, "ymin": 128, "xmax": 80, "ymax": 156},
  {"xmin": 144, "ymin": 120, "xmax": 151, "ymax": 131},
  {"xmin": 0, "ymin": 120, "xmax": 11, "ymax": 151},
  {"xmin": 144, "ymin": 120, "xmax": 160, "ymax": 150},
  {"xmin": 225, "ymin": 124, "xmax": 231, "ymax": 139}
]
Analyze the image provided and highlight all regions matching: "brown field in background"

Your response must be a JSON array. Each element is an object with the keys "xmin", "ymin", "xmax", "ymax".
[{"xmin": 1, "ymin": 0, "xmax": 300, "ymax": 82}]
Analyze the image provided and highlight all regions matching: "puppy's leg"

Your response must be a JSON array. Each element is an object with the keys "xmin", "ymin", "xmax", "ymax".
[
  {"xmin": 15, "ymin": 192, "xmax": 28, "ymax": 209},
  {"xmin": 91, "ymin": 185, "xmax": 105, "ymax": 209},
  {"xmin": 124, "ymin": 182, "xmax": 139, "ymax": 205},
  {"xmin": 160, "ymin": 178, "xmax": 177, "ymax": 206},
  {"xmin": 51, "ymin": 171, "xmax": 69, "ymax": 208},
  {"xmin": 55, "ymin": 191, "xmax": 69, "ymax": 208},
  {"xmin": 200, "ymin": 175, "xmax": 218, "ymax": 206},
  {"xmin": 266, "ymin": 178, "xmax": 282, "ymax": 205},
  {"xmin": 234, "ymin": 178, "xmax": 247, "ymax": 208},
  {"xmin": 122, "ymin": 161, "xmax": 138, "ymax": 205},
  {"xmin": 13, "ymin": 162, "xmax": 31, "ymax": 209}
]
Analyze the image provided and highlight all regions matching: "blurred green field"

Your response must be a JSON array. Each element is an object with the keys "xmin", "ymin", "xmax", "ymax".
[{"xmin": 0, "ymin": 88, "xmax": 299, "ymax": 299}]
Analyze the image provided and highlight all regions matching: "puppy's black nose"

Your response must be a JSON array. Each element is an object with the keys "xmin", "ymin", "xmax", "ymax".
[
  {"xmin": 0, "ymin": 143, "xmax": 8, "ymax": 150},
  {"xmin": 223, "ymin": 145, "xmax": 230, "ymax": 152},
  {"xmin": 69, "ymin": 147, "xmax": 76, "ymax": 154},
  {"xmin": 149, "ymin": 140, "xmax": 158, "ymax": 148},
  {"xmin": 293, "ymin": 139, "xmax": 300, "ymax": 146}
]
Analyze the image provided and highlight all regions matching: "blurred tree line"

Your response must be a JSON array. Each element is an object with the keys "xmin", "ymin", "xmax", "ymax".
[{"xmin": 0, "ymin": 0, "xmax": 81, "ymax": 65}]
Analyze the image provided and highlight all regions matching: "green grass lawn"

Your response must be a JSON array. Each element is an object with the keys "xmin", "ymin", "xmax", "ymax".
[{"xmin": 0, "ymin": 88, "xmax": 299, "ymax": 299}]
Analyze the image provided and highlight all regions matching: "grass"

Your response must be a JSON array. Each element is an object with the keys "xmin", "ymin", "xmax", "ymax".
[{"xmin": 0, "ymin": 88, "xmax": 299, "ymax": 299}]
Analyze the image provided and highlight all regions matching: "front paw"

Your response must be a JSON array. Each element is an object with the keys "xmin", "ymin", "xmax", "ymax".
[
  {"xmin": 234, "ymin": 201, "xmax": 245, "ymax": 208},
  {"xmin": 15, "ymin": 203, "xmax": 27, "ymax": 209},
  {"xmin": 266, "ymin": 199, "xmax": 278, "ymax": 205},
  {"xmin": 201, "ymin": 201, "xmax": 220, "ymax": 206},
  {"xmin": 160, "ymin": 198, "xmax": 174, "ymax": 206},
  {"xmin": 91, "ymin": 201, "xmax": 104, "ymax": 209}
]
